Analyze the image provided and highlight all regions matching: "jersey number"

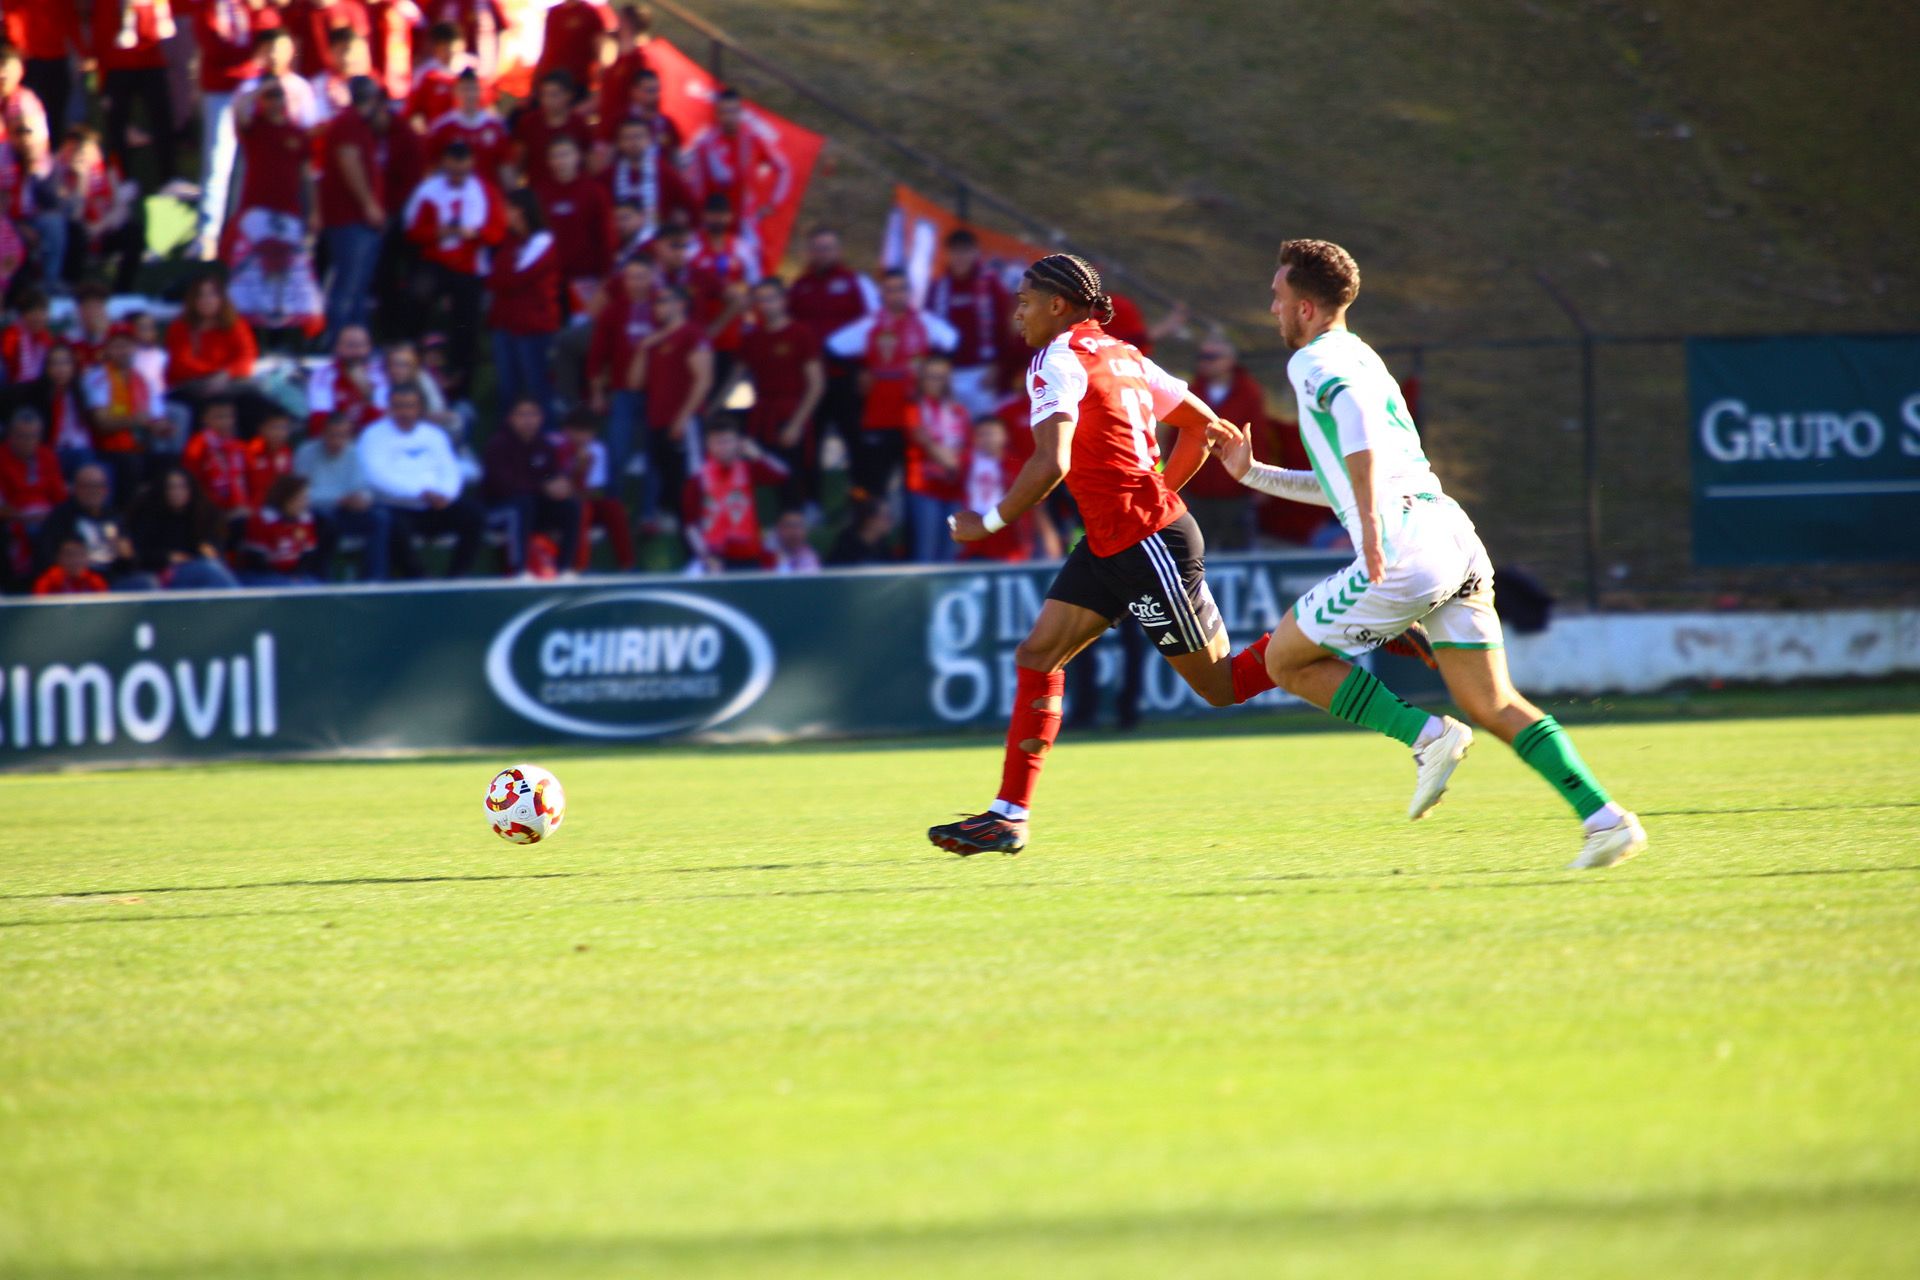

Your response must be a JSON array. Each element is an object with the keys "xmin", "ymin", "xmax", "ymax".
[{"xmin": 1117, "ymin": 387, "xmax": 1160, "ymax": 469}]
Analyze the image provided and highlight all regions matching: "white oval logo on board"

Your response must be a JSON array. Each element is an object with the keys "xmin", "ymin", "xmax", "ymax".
[{"xmin": 484, "ymin": 590, "xmax": 775, "ymax": 738}]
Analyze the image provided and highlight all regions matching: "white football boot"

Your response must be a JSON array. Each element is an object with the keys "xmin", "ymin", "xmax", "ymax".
[
  {"xmin": 1408, "ymin": 716, "xmax": 1473, "ymax": 820},
  {"xmin": 1570, "ymin": 812, "xmax": 1649, "ymax": 869}
]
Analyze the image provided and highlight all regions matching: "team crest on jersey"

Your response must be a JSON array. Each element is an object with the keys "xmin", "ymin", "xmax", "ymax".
[{"xmin": 1127, "ymin": 594, "xmax": 1171, "ymax": 627}]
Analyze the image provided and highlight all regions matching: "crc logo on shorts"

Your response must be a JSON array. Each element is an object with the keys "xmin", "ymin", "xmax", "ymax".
[
  {"xmin": 1127, "ymin": 594, "xmax": 1171, "ymax": 627},
  {"xmin": 485, "ymin": 590, "xmax": 775, "ymax": 738}
]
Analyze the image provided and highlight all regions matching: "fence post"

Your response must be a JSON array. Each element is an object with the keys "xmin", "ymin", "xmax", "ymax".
[{"xmin": 1535, "ymin": 273, "xmax": 1602, "ymax": 611}]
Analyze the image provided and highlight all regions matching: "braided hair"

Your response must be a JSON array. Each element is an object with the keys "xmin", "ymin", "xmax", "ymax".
[{"xmin": 1024, "ymin": 253, "xmax": 1116, "ymax": 326}]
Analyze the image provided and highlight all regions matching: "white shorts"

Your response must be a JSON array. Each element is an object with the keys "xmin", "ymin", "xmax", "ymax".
[{"xmin": 1292, "ymin": 498, "xmax": 1503, "ymax": 657}]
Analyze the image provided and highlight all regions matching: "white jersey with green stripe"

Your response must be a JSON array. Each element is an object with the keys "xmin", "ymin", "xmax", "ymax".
[{"xmin": 1287, "ymin": 328, "xmax": 1446, "ymax": 548}]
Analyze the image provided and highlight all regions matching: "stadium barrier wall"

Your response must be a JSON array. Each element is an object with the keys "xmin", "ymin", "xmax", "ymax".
[{"xmin": 0, "ymin": 552, "xmax": 1392, "ymax": 771}]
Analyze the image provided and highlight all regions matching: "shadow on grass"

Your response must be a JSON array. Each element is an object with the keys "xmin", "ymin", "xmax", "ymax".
[
  {"xmin": 0, "ymin": 908, "xmax": 328, "ymax": 930},
  {"xmin": 24, "ymin": 1178, "xmax": 1918, "ymax": 1279},
  {"xmin": 0, "ymin": 873, "xmax": 584, "ymax": 903}
]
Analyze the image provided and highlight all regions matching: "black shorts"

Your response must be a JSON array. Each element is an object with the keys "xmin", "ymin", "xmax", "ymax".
[{"xmin": 1046, "ymin": 512, "xmax": 1224, "ymax": 655}]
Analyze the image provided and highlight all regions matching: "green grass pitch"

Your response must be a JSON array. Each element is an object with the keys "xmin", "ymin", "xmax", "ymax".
[{"xmin": 3, "ymin": 694, "xmax": 1918, "ymax": 1278}]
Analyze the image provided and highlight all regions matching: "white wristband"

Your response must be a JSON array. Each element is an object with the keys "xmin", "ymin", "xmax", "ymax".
[{"xmin": 981, "ymin": 506, "xmax": 1007, "ymax": 534}]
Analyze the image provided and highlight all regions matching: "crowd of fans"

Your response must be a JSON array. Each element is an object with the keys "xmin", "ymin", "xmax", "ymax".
[{"xmin": 0, "ymin": 0, "xmax": 1341, "ymax": 596}]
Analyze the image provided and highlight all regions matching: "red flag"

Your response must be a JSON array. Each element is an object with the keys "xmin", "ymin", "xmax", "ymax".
[{"xmin": 649, "ymin": 39, "xmax": 824, "ymax": 277}]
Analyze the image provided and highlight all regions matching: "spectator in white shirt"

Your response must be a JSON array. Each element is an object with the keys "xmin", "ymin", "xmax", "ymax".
[{"xmin": 355, "ymin": 385, "xmax": 483, "ymax": 577}]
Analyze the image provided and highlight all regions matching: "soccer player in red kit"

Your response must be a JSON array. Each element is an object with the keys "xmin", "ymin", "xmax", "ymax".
[{"xmin": 931, "ymin": 255, "xmax": 1275, "ymax": 856}]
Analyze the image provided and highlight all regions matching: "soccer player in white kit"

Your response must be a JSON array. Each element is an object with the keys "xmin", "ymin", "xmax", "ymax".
[{"xmin": 1214, "ymin": 240, "xmax": 1647, "ymax": 868}]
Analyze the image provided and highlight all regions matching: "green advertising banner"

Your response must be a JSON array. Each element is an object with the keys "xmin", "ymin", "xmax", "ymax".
[
  {"xmin": 1689, "ymin": 334, "xmax": 1920, "ymax": 564},
  {"xmin": 0, "ymin": 552, "xmax": 1436, "ymax": 771}
]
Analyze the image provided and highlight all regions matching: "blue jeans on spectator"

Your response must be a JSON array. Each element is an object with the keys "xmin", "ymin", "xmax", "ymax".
[
  {"xmin": 606, "ymin": 389, "xmax": 645, "ymax": 504},
  {"xmin": 197, "ymin": 91, "xmax": 237, "ymax": 251},
  {"xmin": 167, "ymin": 557, "xmax": 241, "ymax": 590},
  {"xmin": 494, "ymin": 492, "xmax": 582, "ymax": 572},
  {"xmin": 323, "ymin": 224, "xmax": 383, "ymax": 338},
  {"xmin": 319, "ymin": 505, "xmax": 391, "ymax": 581},
  {"xmin": 906, "ymin": 491, "xmax": 960, "ymax": 564},
  {"xmin": 28, "ymin": 209, "xmax": 65, "ymax": 292},
  {"xmin": 493, "ymin": 331, "xmax": 555, "ymax": 418}
]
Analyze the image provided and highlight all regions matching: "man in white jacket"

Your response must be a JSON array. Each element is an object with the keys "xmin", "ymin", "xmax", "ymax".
[{"xmin": 356, "ymin": 385, "xmax": 485, "ymax": 578}]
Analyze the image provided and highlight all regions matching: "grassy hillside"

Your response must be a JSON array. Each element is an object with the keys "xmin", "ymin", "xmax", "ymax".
[{"xmin": 661, "ymin": 0, "xmax": 1920, "ymax": 604}]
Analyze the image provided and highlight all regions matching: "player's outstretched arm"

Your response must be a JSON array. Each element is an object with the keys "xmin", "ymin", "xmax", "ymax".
[
  {"xmin": 950, "ymin": 412, "xmax": 1075, "ymax": 542},
  {"xmin": 1157, "ymin": 392, "xmax": 1242, "ymax": 492}
]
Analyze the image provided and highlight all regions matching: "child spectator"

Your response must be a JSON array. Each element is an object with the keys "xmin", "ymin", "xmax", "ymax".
[
  {"xmin": 238, "ymin": 474, "xmax": 322, "ymax": 584},
  {"xmin": 129, "ymin": 313, "xmax": 171, "ymax": 408},
  {"xmin": 586, "ymin": 253, "xmax": 658, "ymax": 485},
  {"xmin": 246, "ymin": 412, "xmax": 299, "ymax": 508},
  {"xmin": 557, "ymin": 410, "xmax": 634, "ymax": 572},
  {"xmin": 632, "ymin": 284, "xmax": 712, "ymax": 526},
  {"xmin": 295, "ymin": 410, "xmax": 390, "ymax": 580},
  {"xmin": 958, "ymin": 416, "xmax": 1034, "ymax": 563},
  {"xmin": 81, "ymin": 328, "xmax": 170, "ymax": 497},
  {"xmin": 482, "ymin": 397, "xmax": 580, "ymax": 574},
  {"xmin": 902, "ymin": 354, "xmax": 970, "ymax": 563},
  {"xmin": 767, "ymin": 508, "xmax": 820, "ymax": 575},
  {"xmin": 825, "ymin": 497, "xmax": 899, "ymax": 566},
  {"xmin": 487, "ymin": 188, "xmax": 562, "ymax": 416},
  {"xmin": 53, "ymin": 125, "xmax": 145, "ymax": 292},
  {"xmin": 0, "ymin": 288, "xmax": 53, "ymax": 381},
  {"xmin": 181, "ymin": 397, "xmax": 254, "ymax": 528},
  {"xmin": 826, "ymin": 268, "xmax": 959, "ymax": 500},
  {"xmin": 406, "ymin": 23, "xmax": 475, "ymax": 128},
  {"xmin": 31, "ymin": 536, "xmax": 108, "ymax": 595},
  {"xmin": 402, "ymin": 140, "xmax": 504, "ymax": 397},
  {"xmin": 356, "ymin": 384, "xmax": 484, "ymax": 578},
  {"xmin": 739, "ymin": 277, "xmax": 825, "ymax": 508},
  {"xmin": 0, "ymin": 405, "xmax": 63, "ymax": 583},
  {"xmin": 682, "ymin": 417, "xmax": 787, "ymax": 573},
  {"xmin": 127, "ymin": 467, "xmax": 242, "ymax": 590},
  {"xmin": 69, "ymin": 282, "xmax": 115, "ymax": 366}
]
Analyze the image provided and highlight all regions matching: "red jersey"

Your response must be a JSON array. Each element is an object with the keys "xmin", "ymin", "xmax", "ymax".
[
  {"xmin": 243, "ymin": 506, "xmax": 319, "ymax": 572},
  {"xmin": 91, "ymin": 0, "xmax": 171, "ymax": 72},
  {"xmin": 318, "ymin": 109, "xmax": 384, "ymax": 227},
  {"xmin": 529, "ymin": 172, "xmax": 612, "ymax": 286},
  {"xmin": 5, "ymin": 3, "xmax": 85, "ymax": 62},
  {"xmin": 684, "ymin": 455, "xmax": 787, "ymax": 562},
  {"xmin": 33, "ymin": 565, "xmax": 110, "ymax": 594},
  {"xmin": 244, "ymin": 437, "xmax": 296, "ymax": 507},
  {"xmin": 927, "ymin": 265, "xmax": 1010, "ymax": 370},
  {"xmin": 1183, "ymin": 363, "xmax": 1268, "ymax": 501},
  {"xmin": 183, "ymin": 431, "xmax": 253, "ymax": 512},
  {"xmin": 586, "ymin": 281, "xmax": 657, "ymax": 388},
  {"xmin": 683, "ymin": 122, "xmax": 790, "ymax": 226},
  {"xmin": 236, "ymin": 115, "xmax": 311, "ymax": 217},
  {"xmin": 903, "ymin": 395, "xmax": 970, "ymax": 500},
  {"xmin": 1027, "ymin": 320, "xmax": 1189, "ymax": 557},
  {"xmin": 642, "ymin": 321, "xmax": 708, "ymax": 430},
  {"xmin": 366, "ymin": 0, "xmax": 422, "ymax": 102},
  {"xmin": 787, "ymin": 265, "xmax": 876, "ymax": 347},
  {"xmin": 426, "ymin": 109, "xmax": 510, "ymax": 181},
  {"xmin": 596, "ymin": 46, "xmax": 651, "ymax": 135},
  {"xmin": 511, "ymin": 107, "xmax": 595, "ymax": 189},
  {"xmin": 193, "ymin": 0, "xmax": 265, "ymax": 92},
  {"xmin": 0, "ymin": 442, "xmax": 66, "ymax": 520},
  {"xmin": 281, "ymin": 0, "xmax": 370, "ymax": 76},
  {"xmin": 958, "ymin": 448, "xmax": 1032, "ymax": 563},
  {"xmin": 739, "ymin": 320, "xmax": 819, "ymax": 446},
  {"xmin": 0, "ymin": 323, "xmax": 51, "ymax": 381}
]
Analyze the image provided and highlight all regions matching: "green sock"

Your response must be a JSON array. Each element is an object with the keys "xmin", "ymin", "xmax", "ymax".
[
  {"xmin": 1328, "ymin": 667, "xmax": 1432, "ymax": 747},
  {"xmin": 1511, "ymin": 716, "xmax": 1611, "ymax": 819}
]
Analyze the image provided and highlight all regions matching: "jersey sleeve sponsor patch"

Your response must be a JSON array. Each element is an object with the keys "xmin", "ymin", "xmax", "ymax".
[{"xmin": 1029, "ymin": 345, "xmax": 1089, "ymax": 427}]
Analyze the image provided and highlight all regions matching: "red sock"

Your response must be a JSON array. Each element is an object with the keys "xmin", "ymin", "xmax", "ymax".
[
  {"xmin": 995, "ymin": 667, "xmax": 1065, "ymax": 814},
  {"xmin": 1231, "ymin": 632, "xmax": 1277, "ymax": 704}
]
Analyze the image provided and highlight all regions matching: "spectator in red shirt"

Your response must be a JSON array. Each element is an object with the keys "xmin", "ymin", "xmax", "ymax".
[
  {"xmin": 240, "ymin": 28, "xmax": 321, "ymax": 129},
  {"xmin": 92, "ymin": 0, "xmax": 180, "ymax": 181},
  {"xmin": 0, "ymin": 287, "xmax": 53, "ymax": 382},
  {"xmin": 165, "ymin": 274, "xmax": 272, "ymax": 430},
  {"xmin": 401, "ymin": 138, "xmax": 505, "ymax": 395},
  {"xmin": 633, "ymin": 284, "xmax": 711, "ymax": 525},
  {"xmin": 585, "ymin": 252, "xmax": 656, "ymax": 476},
  {"xmin": 181, "ymin": 397, "xmax": 254, "ymax": 529},
  {"xmin": 318, "ymin": 76, "xmax": 387, "ymax": 341},
  {"xmin": 926, "ymin": 228, "xmax": 1012, "ymax": 416},
  {"xmin": 405, "ymin": 22, "xmax": 472, "ymax": 128},
  {"xmin": 281, "ymin": 0, "xmax": 370, "ymax": 77},
  {"xmin": 308, "ymin": 27, "xmax": 370, "ymax": 126},
  {"xmin": 682, "ymin": 416, "xmax": 788, "ymax": 573},
  {"xmin": 31, "ymin": 537, "xmax": 109, "ymax": 595},
  {"xmin": 53, "ymin": 126, "xmax": 146, "ymax": 293},
  {"xmin": 244, "ymin": 411, "xmax": 299, "ymax": 508},
  {"xmin": 1180, "ymin": 337, "xmax": 1266, "ymax": 551},
  {"xmin": 237, "ymin": 473, "xmax": 323, "ymax": 583},
  {"xmin": 600, "ymin": 65, "xmax": 682, "ymax": 154},
  {"xmin": 365, "ymin": 0, "xmax": 422, "ymax": 104},
  {"xmin": 510, "ymin": 70, "xmax": 594, "ymax": 189},
  {"xmin": 530, "ymin": 132, "xmax": 611, "ymax": 307},
  {"xmin": 534, "ymin": 0, "xmax": 613, "ymax": 102},
  {"xmin": 232, "ymin": 80, "xmax": 312, "ymax": 219},
  {"xmin": 601, "ymin": 115, "xmax": 694, "ymax": 244},
  {"xmin": 482, "ymin": 396, "xmax": 580, "ymax": 573},
  {"xmin": 956, "ymin": 416, "xmax": 1036, "ymax": 564},
  {"xmin": 488, "ymin": 188, "xmax": 562, "ymax": 418},
  {"xmin": 739, "ymin": 276, "xmax": 824, "ymax": 508},
  {"xmin": 689, "ymin": 194, "xmax": 755, "ymax": 382},
  {"xmin": 786, "ymin": 226, "xmax": 878, "ymax": 457},
  {"xmin": 192, "ymin": 0, "xmax": 270, "ymax": 257},
  {"xmin": 595, "ymin": 3, "xmax": 654, "ymax": 143},
  {"xmin": 418, "ymin": 0, "xmax": 507, "ymax": 83},
  {"xmin": 7, "ymin": 5, "xmax": 84, "ymax": 140},
  {"xmin": 683, "ymin": 87, "xmax": 791, "ymax": 244},
  {"xmin": 426, "ymin": 68, "xmax": 509, "ymax": 183},
  {"xmin": 825, "ymin": 268, "xmax": 959, "ymax": 501},
  {"xmin": 0, "ymin": 404, "xmax": 62, "ymax": 582},
  {"xmin": 901, "ymin": 354, "xmax": 970, "ymax": 563}
]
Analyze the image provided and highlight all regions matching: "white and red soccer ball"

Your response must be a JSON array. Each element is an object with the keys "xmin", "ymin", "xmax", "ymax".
[{"xmin": 484, "ymin": 764, "xmax": 566, "ymax": 843}]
